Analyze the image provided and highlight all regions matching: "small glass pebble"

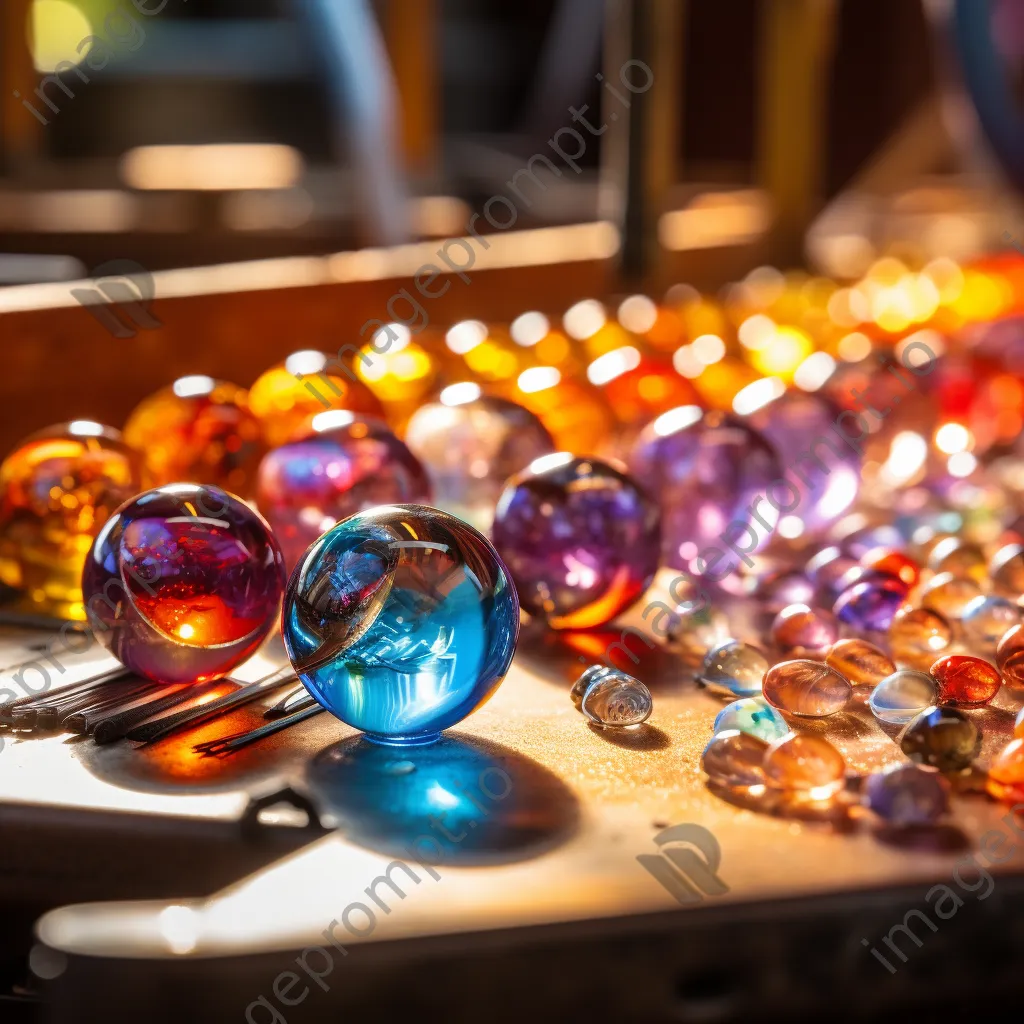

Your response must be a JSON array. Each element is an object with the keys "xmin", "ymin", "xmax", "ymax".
[
  {"xmin": 960, "ymin": 595, "xmax": 1022, "ymax": 651},
  {"xmin": 580, "ymin": 669, "xmax": 653, "ymax": 727},
  {"xmin": 986, "ymin": 738, "xmax": 1024, "ymax": 803},
  {"xmin": 770, "ymin": 603, "xmax": 840, "ymax": 658},
  {"xmin": 861, "ymin": 547, "xmax": 920, "ymax": 588},
  {"xmin": 889, "ymin": 606, "xmax": 952, "ymax": 669},
  {"xmin": 868, "ymin": 670, "xmax": 939, "ymax": 725},
  {"xmin": 989, "ymin": 543, "xmax": 1024, "ymax": 599},
  {"xmin": 919, "ymin": 572, "xmax": 982, "ymax": 620},
  {"xmin": 899, "ymin": 706, "xmax": 981, "ymax": 772},
  {"xmin": 805, "ymin": 545, "xmax": 859, "ymax": 597},
  {"xmin": 666, "ymin": 601, "xmax": 731, "ymax": 653},
  {"xmin": 570, "ymin": 664, "xmax": 612, "ymax": 709},
  {"xmin": 699, "ymin": 640, "xmax": 769, "ymax": 698},
  {"xmin": 762, "ymin": 659, "xmax": 853, "ymax": 717},
  {"xmin": 755, "ymin": 570, "xmax": 816, "ymax": 614},
  {"xmin": 927, "ymin": 537, "xmax": 987, "ymax": 583},
  {"xmin": 763, "ymin": 732, "xmax": 846, "ymax": 797},
  {"xmin": 996, "ymin": 624, "xmax": 1024, "ymax": 689},
  {"xmin": 833, "ymin": 575, "xmax": 907, "ymax": 633},
  {"xmin": 930, "ymin": 653, "xmax": 1001, "ymax": 708},
  {"xmin": 824, "ymin": 638, "xmax": 896, "ymax": 687},
  {"xmin": 713, "ymin": 697, "xmax": 790, "ymax": 743},
  {"xmin": 863, "ymin": 763, "xmax": 950, "ymax": 826},
  {"xmin": 700, "ymin": 730, "xmax": 769, "ymax": 789}
]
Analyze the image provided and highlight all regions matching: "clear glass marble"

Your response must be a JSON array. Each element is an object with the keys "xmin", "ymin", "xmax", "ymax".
[
  {"xmin": 863, "ymin": 763, "xmax": 950, "ymax": 826},
  {"xmin": 960, "ymin": 595, "xmax": 1022, "ymax": 651},
  {"xmin": 989, "ymin": 543, "xmax": 1024, "ymax": 598},
  {"xmin": 889, "ymin": 606, "xmax": 953, "ymax": 669},
  {"xmin": 997, "ymin": 624, "xmax": 1024, "ymax": 688},
  {"xmin": 762, "ymin": 659, "xmax": 853, "ymax": 717},
  {"xmin": 699, "ymin": 640, "xmax": 770, "ymax": 698},
  {"xmin": 665, "ymin": 601, "xmax": 731, "ymax": 653},
  {"xmin": 824, "ymin": 638, "xmax": 896, "ymax": 687},
  {"xmin": 700, "ymin": 730, "xmax": 769, "ymax": 789},
  {"xmin": 868, "ymin": 670, "xmax": 939, "ymax": 725},
  {"xmin": 713, "ymin": 697, "xmax": 789, "ymax": 743},
  {"xmin": 580, "ymin": 669, "xmax": 653, "ymax": 727},
  {"xmin": 763, "ymin": 732, "xmax": 845, "ymax": 797},
  {"xmin": 927, "ymin": 537, "xmax": 987, "ymax": 583},
  {"xmin": 919, "ymin": 572, "xmax": 982, "ymax": 620},
  {"xmin": 570, "ymin": 664, "xmax": 611, "ymax": 708},
  {"xmin": 282, "ymin": 504, "xmax": 519, "ymax": 745}
]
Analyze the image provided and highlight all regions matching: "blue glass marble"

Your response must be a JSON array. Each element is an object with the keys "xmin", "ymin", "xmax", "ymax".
[
  {"xmin": 863, "ymin": 763, "xmax": 950, "ymax": 826},
  {"xmin": 713, "ymin": 697, "xmax": 789, "ymax": 742},
  {"xmin": 282, "ymin": 504, "xmax": 519, "ymax": 745}
]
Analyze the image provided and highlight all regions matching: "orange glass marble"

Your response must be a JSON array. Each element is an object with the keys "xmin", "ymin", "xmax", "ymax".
[
  {"xmin": 861, "ymin": 547, "xmax": 920, "ymax": 588},
  {"xmin": 919, "ymin": 572, "xmax": 982, "ymax": 619},
  {"xmin": 889, "ymin": 606, "xmax": 953, "ymax": 668},
  {"xmin": 824, "ymin": 638, "xmax": 896, "ymax": 686},
  {"xmin": 355, "ymin": 325, "xmax": 437, "ymax": 424},
  {"xmin": 989, "ymin": 543, "xmax": 1024, "ymax": 598},
  {"xmin": 930, "ymin": 654, "xmax": 1001, "ymax": 708},
  {"xmin": 927, "ymin": 537, "xmax": 987, "ymax": 583},
  {"xmin": 763, "ymin": 732, "xmax": 845, "ymax": 797},
  {"xmin": 996, "ymin": 624, "xmax": 1024, "ymax": 688},
  {"xmin": 0, "ymin": 421, "xmax": 141, "ymax": 619},
  {"xmin": 986, "ymin": 738, "xmax": 1024, "ymax": 803},
  {"xmin": 762, "ymin": 659, "xmax": 853, "ymax": 717},
  {"xmin": 770, "ymin": 603, "xmax": 839, "ymax": 658},
  {"xmin": 700, "ymin": 730, "xmax": 769, "ymax": 789},
  {"xmin": 248, "ymin": 350, "xmax": 385, "ymax": 446},
  {"xmin": 123, "ymin": 376, "xmax": 264, "ymax": 497}
]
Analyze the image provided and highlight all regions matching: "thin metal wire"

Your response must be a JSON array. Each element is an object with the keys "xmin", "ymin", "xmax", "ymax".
[{"xmin": 193, "ymin": 705, "xmax": 325, "ymax": 757}]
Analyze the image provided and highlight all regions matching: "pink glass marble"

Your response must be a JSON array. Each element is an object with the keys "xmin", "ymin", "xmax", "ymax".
[
  {"xmin": 627, "ymin": 407, "xmax": 781, "ymax": 576},
  {"xmin": 770, "ymin": 603, "xmax": 840, "ymax": 658},
  {"xmin": 833, "ymin": 573, "xmax": 908, "ymax": 632},
  {"xmin": 82, "ymin": 484, "xmax": 286, "ymax": 684},
  {"xmin": 492, "ymin": 454, "xmax": 660, "ymax": 629},
  {"xmin": 762, "ymin": 659, "xmax": 853, "ymax": 717},
  {"xmin": 256, "ymin": 413, "xmax": 431, "ymax": 571}
]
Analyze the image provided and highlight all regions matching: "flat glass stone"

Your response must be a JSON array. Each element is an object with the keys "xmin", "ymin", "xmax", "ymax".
[
  {"xmin": 869, "ymin": 670, "xmax": 939, "ymax": 725},
  {"xmin": 570, "ymin": 664, "xmax": 612, "ymax": 709},
  {"xmin": 996, "ymin": 624, "xmax": 1024, "ymax": 688},
  {"xmin": 824, "ymin": 638, "xmax": 896, "ymax": 686},
  {"xmin": 762, "ymin": 659, "xmax": 853, "ymax": 717},
  {"xmin": 899, "ymin": 706, "xmax": 981, "ymax": 772},
  {"xmin": 919, "ymin": 572, "xmax": 982, "ymax": 620},
  {"xmin": 986, "ymin": 738, "xmax": 1024, "ymax": 803},
  {"xmin": 699, "ymin": 640, "xmax": 769, "ymax": 698},
  {"xmin": 713, "ymin": 697, "xmax": 789, "ymax": 743},
  {"xmin": 930, "ymin": 653, "xmax": 1001, "ymax": 708},
  {"xmin": 700, "ymin": 730, "xmax": 769, "ymax": 789},
  {"xmin": 581, "ymin": 670, "xmax": 653, "ymax": 727},
  {"xmin": 889, "ymin": 606, "xmax": 953, "ymax": 669},
  {"xmin": 770, "ymin": 603, "xmax": 839, "ymax": 659},
  {"xmin": 989, "ymin": 543, "xmax": 1024, "ymax": 598},
  {"xmin": 960, "ymin": 595, "xmax": 1022, "ymax": 651},
  {"xmin": 763, "ymin": 732, "xmax": 845, "ymax": 797},
  {"xmin": 864, "ymin": 763, "xmax": 950, "ymax": 825}
]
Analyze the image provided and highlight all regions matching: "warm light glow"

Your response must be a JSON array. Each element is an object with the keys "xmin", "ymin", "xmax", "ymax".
[
  {"xmin": 510, "ymin": 311, "xmax": 549, "ymax": 346},
  {"xmin": 439, "ymin": 382, "xmax": 482, "ymax": 407},
  {"xmin": 528, "ymin": 452, "xmax": 574, "ymax": 475},
  {"xmin": 749, "ymin": 326, "xmax": 812, "ymax": 377},
  {"xmin": 310, "ymin": 410, "xmax": 356, "ymax": 433},
  {"xmin": 121, "ymin": 145, "xmax": 304, "ymax": 191},
  {"xmin": 617, "ymin": 294, "xmax": 658, "ymax": 333},
  {"xmin": 896, "ymin": 329, "xmax": 944, "ymax": 367},
  {"xmin": 738, "ymin": 314, "xmax": 776, "ymax": 351},
  {"xmin": 445, "ymin": 320, "xmax": 487, "ymax": 354},
  {"xmin": 158, "ymin": 906, "xmax": 199, "ymax": 956},
  {"xmin": 794, "ymin": 351, "xmax": 836, "ymax": 391},
  {"xmin": 563, "ymin": 299, "xmax": 606, "ymax": 340},
  {"xmin": 935, "ymin": 422, "xmax": 971, "ymax": 454},
  {"xmin": 517, "ymin": 366, "xmax": 561, "ymax": 393},
  {"xmin": 172, "ymin": 375, "xmax": 216, "ymax": 399},
  {"xmin": 672, "ymin": 345, "xmax": 704, "ymax": 378},
  {"xmin": 651, "ymin": 405, "xmax": 703, "ymax": 437},
  {"xmin": 587, "ymin": 346, "xmax": 641, "ymax": 386},
  {"xmin": 372, "ymin": 323, "xmax": 411, "ymax": 353},
  {"xmin": 778, "ymin": 515, "xmax": 805, "ymax": 539},
  {"xmin": 838, "ymin": 332, "xmax": 872, "ymax": 362},
  {"xmin": 30, "ymin": 0, "xmax": 92, "ymax": 73},
  {"xmin": 881, "ymin": 431, "xmax": 928, "ymax": 486},
  {"xmin": 284, "ymin": 350, "xmax": 327, "ymax": 376},
  {"xmin": 732, "ymin": 377, "xmax": 785, "ymax": 415},
  {"xmin": 658, "ymin": 191, "xmax": 772, "ymax": 250},
  {"xmin": 691, "ymin": 334, "xmax": 726, "ymax": 365},
  {"xmin": 947, "ymin": 452, "xmax": 977, "ymax": 477},
  {"xmin": 178, "ymin": 624, "xmax": 195, "ymax": 641},
  {"xmin": 67, "ymin": 420, "xmax": 104, "ymax": 437}
]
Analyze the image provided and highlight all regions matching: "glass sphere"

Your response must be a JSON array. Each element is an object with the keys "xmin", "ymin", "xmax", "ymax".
[
  {"xmin": 713, "ymin": 696, "xmax": 789, "ymax": 742},
  {"xmin": 282, "ymin": 505, "xmax": 518, "ymax": 745},
  {"xmin": 0, "ymin": 422, "xmax": 142, "ymax": 620},
  {"xmin": 256, "ymin": 412, "xmax": 431, "ymax": 571},
  {"xmin": 700, "ymin": 640, "xmax": 770, "ymax": 698},
  {"xmin": 763, "ymin": 732, "xmax": 846, "ymax": 797},
  {"xmin": 403, "ymin": 386, "xmax": 554, "ymax": 533},
  {"xmin": 492, "ymin": 454, "xmax": 660, "ymax": 629},
  {"xmin": 869, "ymin": 670, "xmax": 939, "ymax": 725},
  {"xmin": 833, "ymin": 574, "xmax": 908, "ymax": 632},
  {"xmin": 989, "ymin": 543, "xmax": 1024, "ymax": 598},
  {"xmin": 864, "ymin": 763, "xmax": 950, "ymax": 826},
  {"xmin": 124, "ymin": 376, "xmax": 265, "ymax": 497},
  {"xmin": 762, "ymin": 659, "xmax": 852, "ymax": 717},
  {"xmin": 960, "ymin": 594, "xmax": 1022, "ymax": 651},
  {"xmin": 248, "ymin": 350, "xmax": 385, "ymax": 447},
  {"xmin": 628, "ymin": 407, "xmax": 782, "ymax": 574},
  {"xmin": 889, "ymin": 606, "xmax": 953, "ymax": 669},
  {"xmin": 824, "ymin": 638, "xmax": 896, "ymax": 686},
  {"xmin": 82, "ymin": 484, "xmax": 286, "ymax": 683},
  {"xmin": 770, "ymin": 603, "xmax": 840, "ymax": 658}
]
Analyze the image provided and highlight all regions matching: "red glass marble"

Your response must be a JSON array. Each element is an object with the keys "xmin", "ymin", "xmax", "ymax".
[
  {"xmin": 770, "ymin": 603, "xmax": 839, "ymax": 658},
  {"xmin": 861, "ymin": 547, "xmax": 920, "ymax": 588},
  {"xmin": 996, "ymin": 624, "xmax": 1024, "ymax": 689},
  {"xmin": 930, "ymin": 654, "xmax": 1001, "ymax": 708},
  {"xmin": 986, "ymin": 738, "xmax": 1024, "ymax": 803},
  {"xmin": 82, "ymin": 484, "xmax": 286, "ymax": 684},
  {"xmin": 256, "ymin": 413, "xmax": 431, "ymax": 572}
]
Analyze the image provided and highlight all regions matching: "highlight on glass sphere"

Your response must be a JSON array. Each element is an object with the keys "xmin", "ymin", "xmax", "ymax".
[
  {"xmin": 82, "ymin": 484, "xmax": 286, "ymax": 683},
  {"xmin": 123, "ymin": 375, "xmax": 265, "ymax": 497},
  {"xmin": 248, "ymin": 349, "xmax": 385, "ymax": 446},
  {"xmin": 491, "ymin": 453, "xmax": 661, "ymax": 629},
  {"xmin": 282, "ymin": 504, "xmax": 519, "ymax": 746},
  {"xmin": 0, "ymin": 421, "xmax": 142, "ymax": 620},
  {"xmin": 256, "ymin": 410, "xmax": 431, "ymax": 571},
  {"xmin": 402, "ymin": 382, "xmax": 554, "ymax": 533},
  {"xmin": 628, "ymin": 405, "xmax": 782, "ymax": 573}
]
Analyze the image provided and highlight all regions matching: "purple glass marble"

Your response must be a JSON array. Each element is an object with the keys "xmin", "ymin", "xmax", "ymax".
[
  {"xmin": 747, "ymin": 391, "xmax": 859, "ymax": 534},
  {"xmin": 256, "ymin": 413, "xmax": 431, "ymax": 571},
  {"xmin": 863, "ymin": 763, "xmax": 950, "ymax": 826},
  {"xmin": 82, "ymin": 484, "xmax": 286, "ymax": 684},
  {"xmin": 755, "ymin": 569, "xmax": 817, "ymax": 613},
  {"xmin": 492, "ymin": 453, "xmax": 660, "ymax": 629},
  {"xmin": 627, "ymin": 406, "xmax": 782, "ymax": 575},
  {"xmin": 833, "ymin": 574, "xmax": 908, "ymax": 633}
]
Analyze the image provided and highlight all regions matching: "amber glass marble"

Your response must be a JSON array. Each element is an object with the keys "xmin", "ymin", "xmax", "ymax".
[
  {"xmin": 989, "ymin": 543, "xmax": 1024, "ymax": 598},
  {"xmin": 986, "ymin": 738, "xmax": 1024, "ymax": 803},
  {"xmin": 960, "ymin": 595, "xmax": 1022, "ymax": 651},
  {"xmin": 248, "ymin": 350, "xmax": 385, "ymax": 446},
  {"xmin": 763, "ymin": 732, "xmax": 845, "ymax": 797},
  {"xmin": 927, "ymin": 537, "xmax": 987, "ymax": 583},
  {"xmin": 919, "ymin": 572, "xmax": 982, "ymax": 620},
  {"xmin": 700, "ymin": 730, "xmax": 769, "ymax": 789},
  {"xmin": 824, "ymin": 638, "xmax": 896, "ymax": 686},
  {"xmin": 0, "ymin": 422, "xmax": 141, "ymax": 619},
  {"xmin": 762, "ymin": 659, "xmax": 853, "ymax": 717},
  {"xmin": 354, "ymin": 327, "xmax": 437, "ymax": 424},
  {"xmin": 899, "ymin": 706, "xmax": 981, "ymax": 772},
  {"xmin": 770, "ymin": 603, "xmax": 839, "ymax": 658},
  {"xmin": 124, "ymin": 376, "xmax": 264, "ymax": 497},
  {"xmin": 930, "ymin": 654, "xmax": 1001, "ymax": 708},
  {"xmin": 996, "ymin": 624, "xmax": 1024, "ymax": 688},
  {"xmin": 889, "ymin": 606, "xmax": 953, "ymax": 669}
]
